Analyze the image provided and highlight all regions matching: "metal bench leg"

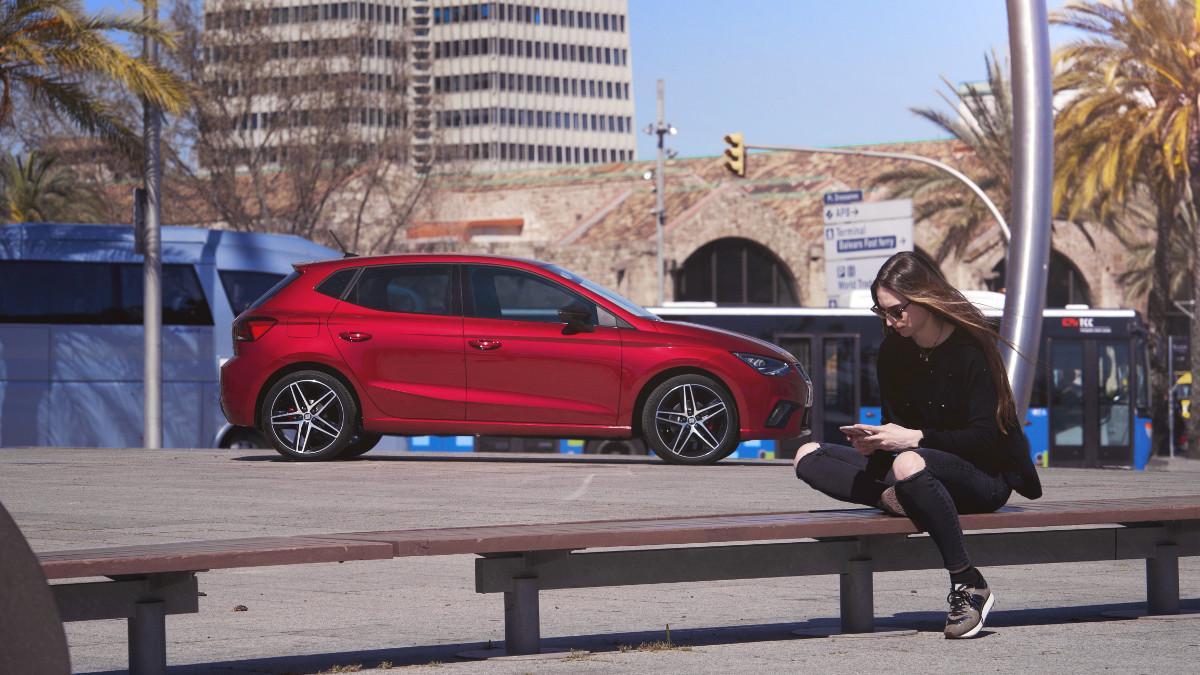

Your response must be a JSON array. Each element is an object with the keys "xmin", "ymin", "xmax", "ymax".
[
  {"xmin": 504, "ymin": 576, "xmax": 540, "ymax": 655},
  {"xmin": 1147, "ymin": 543, "xmax": 1180, "ymax": 615},
  {"xmin": 128, "ymin": 600, "xmax": 166, "ymax": 675},
  {"xmin": 840, "ymin": 558, "xmax": 874, "ymax": 633}
]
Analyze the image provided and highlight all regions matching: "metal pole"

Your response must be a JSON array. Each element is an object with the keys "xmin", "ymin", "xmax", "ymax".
[
  {"xmin": 655, "ymin": 79, "xmax": 666, "ymax": 305},
  {"xmin": 745, "ymin": 142, "xmax": 1010, "ymax": 243},
  {"xmin": 143, "ymin": 0, "xmax": 163, "ymax": 449},
  {"xmin": 1168, "ymin": 335, "xmax": 1176, "ymax": 459},
  {"xmin": 1002, "ymin": 0, "xmax": 1053, "ymax": 418}
]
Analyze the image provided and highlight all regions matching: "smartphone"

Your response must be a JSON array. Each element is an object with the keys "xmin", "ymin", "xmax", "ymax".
[{"xmin": 839, "ymin": 425, "xmax": 873, "ymax": 438}]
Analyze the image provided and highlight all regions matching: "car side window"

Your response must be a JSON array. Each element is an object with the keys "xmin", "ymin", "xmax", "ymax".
[
  {"xmin": 344, "ymin": 265, "xmax": 453, "ymax": 315},
  {"xmin": 468, "ymin": 265, "xmax": 596, "ymax": 324}
]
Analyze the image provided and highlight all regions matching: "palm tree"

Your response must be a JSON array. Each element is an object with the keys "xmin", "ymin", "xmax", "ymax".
[
  {"xmin": 0, "ymin": 0, "xmax": 189, "ymax": 157},
  {"xmin": 869, "ymin": 52, "xmax": 1012, "ymax": 263},
  {"xmin": 1053, "ymin": 0, "xmax": 1200, "ymax": 455},
  {"xmin": 0, "ymin": 150, "xmax": 102, "ymax": 222}
]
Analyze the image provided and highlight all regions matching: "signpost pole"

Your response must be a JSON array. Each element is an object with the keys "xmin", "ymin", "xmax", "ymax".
[
  {"xmin": 1002, "ymin": 0, "xmax": 1053, "ymax": 418},
  {"xmin": 142, "ymin": 0, "xmax": 163, "ymax": 449},
  {"xmin": 654, "ymin": 80, "xmax": 666, "ymax": 306}
]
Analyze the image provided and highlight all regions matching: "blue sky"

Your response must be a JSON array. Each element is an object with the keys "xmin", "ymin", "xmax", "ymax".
[
  {"xmin": 84, "ymin": 0, "xmax": 1080, "ymax": 161},
  {"xmin": 627, "ymin": 0, "xmax": 1079, "ymax": 160}
]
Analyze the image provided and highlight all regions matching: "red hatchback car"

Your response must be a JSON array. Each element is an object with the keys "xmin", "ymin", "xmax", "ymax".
[{"xmin": 220, "ymin": 255, "xmax": 812, "ymax": 464}]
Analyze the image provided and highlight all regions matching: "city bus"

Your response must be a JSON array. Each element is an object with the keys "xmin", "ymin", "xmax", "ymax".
[
  {"xmin": 0, "ymin": 223, "xmax": 337, "ymax": 449},
  {"xmin": 647, "ymin": 299, "xmax": 1153, "ymax": 470}
]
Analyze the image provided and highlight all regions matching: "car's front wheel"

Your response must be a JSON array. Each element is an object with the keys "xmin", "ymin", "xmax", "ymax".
[
  {"xmin": 260, "ymin": 370, "xmax": 358, "ymax": 461},
  {"xmin": 641, "ymin": 374, "xmax": 739, "ymax": 465}
]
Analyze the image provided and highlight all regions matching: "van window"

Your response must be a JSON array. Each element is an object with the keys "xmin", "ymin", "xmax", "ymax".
[
  {"xmin": 220, "ymin": 270, "xmax": 287, "ymax": 316},
  {"xmin": 0, "ymin": 260, "xmax": 213, "ymax": 325}
]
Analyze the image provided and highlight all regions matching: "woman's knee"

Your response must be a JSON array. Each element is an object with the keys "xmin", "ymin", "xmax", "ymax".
[
  {"xmin": 892, "ymin": 450, "xmax": 926, "ymax": 480},
  {"xmin": 791, "ymin": 442, "xmax": 822, "ymax": 470}
]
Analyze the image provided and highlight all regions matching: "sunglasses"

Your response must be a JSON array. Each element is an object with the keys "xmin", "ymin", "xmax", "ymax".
[{"xmin": 870, "ymin": 299, "xmax": 912, "ymax": 322}]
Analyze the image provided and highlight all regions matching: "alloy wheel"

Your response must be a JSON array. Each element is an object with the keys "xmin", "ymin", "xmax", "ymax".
[
  {"xmin": 267, "ymin": 379, "xmax": 345, "ymax": 455},
  {"xmin": 653, "ymin": 383, "xmax": 731, "ymax": 459}
]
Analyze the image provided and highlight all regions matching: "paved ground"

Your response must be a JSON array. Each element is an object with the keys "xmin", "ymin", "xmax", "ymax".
[{"xmin": 3, "ymin": 446, "xmax": 1200, "ymax": 674}]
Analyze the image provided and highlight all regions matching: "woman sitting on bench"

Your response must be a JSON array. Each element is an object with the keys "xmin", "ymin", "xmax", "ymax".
[{"xmin": 792, "ymin": 250, "xmax": 1042, "ymax": 639}]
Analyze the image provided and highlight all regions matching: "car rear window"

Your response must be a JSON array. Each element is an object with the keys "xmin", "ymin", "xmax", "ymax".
[
  {"xmin": 243, "ymin": 270, "xmax": 301, "ymax": 314},
  {"xmin": 315, "ymin": 268, "xmax": 357, "ymax": 300},
  {"xmin": 219, "ymin": 270, "xmax": 286, "ymax": 316},
  {"xmin": 0, "ymin": 260, "xmax": 213, "ymax": 325}
]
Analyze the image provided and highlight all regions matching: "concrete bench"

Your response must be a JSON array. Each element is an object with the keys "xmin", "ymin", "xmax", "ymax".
[
  {"xmin": 331, "ymin": 496, "xmax": 1200, "ymax": 653},
  {"xmin": 39, "ymin": 536, "xmax": 393, "ymax": 673},
  {"xmin": 35, "ymin": 496, "xmax": 1200, "ymax": 671}
]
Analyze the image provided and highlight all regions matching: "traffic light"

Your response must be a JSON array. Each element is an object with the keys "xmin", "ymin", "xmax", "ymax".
[{"xmin": 723, "ymin": 132, "xmax": 746, "ymax": 177}]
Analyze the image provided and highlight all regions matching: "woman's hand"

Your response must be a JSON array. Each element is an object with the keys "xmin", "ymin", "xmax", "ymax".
[
  {"xmin": 848, "ymin": 434, "xmax": 874, "ymax": 455},
  {"xmin": 857, "ymin": 423, "xmax": 923, "ymax": 453}
]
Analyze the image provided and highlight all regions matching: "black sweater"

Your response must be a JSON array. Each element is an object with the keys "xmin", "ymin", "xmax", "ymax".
[{"xmin": 878, "ymin": 327, "xmax": 1042, "ymax": 499}]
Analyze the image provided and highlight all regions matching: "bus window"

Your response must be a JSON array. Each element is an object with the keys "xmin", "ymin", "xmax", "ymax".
[
  {"xmin": 1134, "ymin": 335, "xmax": 1150, "ymax": 415},
  {"xmin": 1098, "ymin": 342, "xmax": 1131, "ymax": 447},
  {"xmin": 860, "ymin": 342, "xmax": 881, "ymax": 407},
  {"xmin": 1050, "ymin": 341, "xmax": 1084, "ymax": 446},
  {"xmin": 778, "ymin": 338, "xmax": 811, "ymax": 379},
  {"xmin": 823, "ymin": 337, "xmax": 857, "ymax": 442}
]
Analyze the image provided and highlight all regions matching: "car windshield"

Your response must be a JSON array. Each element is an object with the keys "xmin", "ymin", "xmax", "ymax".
[{"xmin": 541, "ymin": 263, "xmax": 661, "ymax": 320}]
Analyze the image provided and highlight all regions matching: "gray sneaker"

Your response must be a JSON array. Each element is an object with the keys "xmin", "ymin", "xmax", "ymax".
[
  {"xmin": 878, "ymin": 486, "xmax": 906, "ymax": 517},
  {"xmin": 944, "ymin": 583, "xmax": 994, "ymax": 639}
]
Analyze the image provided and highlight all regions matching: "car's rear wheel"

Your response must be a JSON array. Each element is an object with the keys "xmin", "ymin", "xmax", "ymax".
[
  {"xmin": 641, "ymin": 374, "xmax": 739, "ymax": 465},
  {"xmin": 337, "ymin": 432, "xmax": 383, "ymax": 459},
  {"xmin": 260, "ymin": 370, "xmax": 357, "ymax": 461}
]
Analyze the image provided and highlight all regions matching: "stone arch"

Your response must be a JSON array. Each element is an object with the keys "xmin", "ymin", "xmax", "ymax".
[
  {"xmin": 985, "ymin": 249, "xmax": 1093, "ymax": 307},
  {"xmin": 675, "ymin": 237, "xmax": 799, "ymax": 305}
]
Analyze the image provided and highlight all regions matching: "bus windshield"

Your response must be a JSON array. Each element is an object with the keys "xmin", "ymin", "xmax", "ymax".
[{"xmin": 540, "ymin": 263, "xmax": 661, "ymax": 320}]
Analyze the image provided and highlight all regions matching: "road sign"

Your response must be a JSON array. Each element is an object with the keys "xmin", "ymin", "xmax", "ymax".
[
  {"xmin": 822, "ymin": 190, "xmax": 863, "ymax": 205},
  {"xmin": 821, "ymin": 194, "xmax": 913, "ymax": 307},
  {"xmin": 823, "ymin": 199, "xmax": 912, "ymax": 225},
  {"xmin": 823, "ymin": 218, "xmax": 914, "ymax": 261},
  {"xmin": 824, "ymin": 256, "xmax": 893, "ymax": 308}
]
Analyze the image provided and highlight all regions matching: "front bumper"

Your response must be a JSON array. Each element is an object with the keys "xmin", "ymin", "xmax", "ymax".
[{"xmin": 739, "ymin": 365, "xmax": 812, "ymax": 441}]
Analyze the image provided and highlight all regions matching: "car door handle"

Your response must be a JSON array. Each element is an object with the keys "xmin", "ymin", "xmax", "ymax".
[
  {"xmin": 339, "ymin": 331, "xmax": 372, "ymax": 342},
  {"xmin": 468, "ymin": 338, "xmax": 502, "ymax": 351}
]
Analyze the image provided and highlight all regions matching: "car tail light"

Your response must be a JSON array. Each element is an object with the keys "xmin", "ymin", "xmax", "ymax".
[{"xmin": 233, "ymin": 316, "xmax": 277, "ymax": 342}]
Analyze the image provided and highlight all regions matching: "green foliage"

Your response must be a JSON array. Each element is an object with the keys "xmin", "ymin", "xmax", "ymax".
[
  {"xmin": 0, "ymin": 0, "xmax": 189, "ymax": 158},
  {"xmin": 0, "ymin": 150, "xmax": 103, "ymax": 222},
  {"xmin": 869, "ymin": 51, "xmax": 1011, "ymax": 262}
]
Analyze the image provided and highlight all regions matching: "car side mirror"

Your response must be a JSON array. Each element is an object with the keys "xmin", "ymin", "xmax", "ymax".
[{"xmin": 558, "ymin": 305, "xmax": 594, "ymax": 334}]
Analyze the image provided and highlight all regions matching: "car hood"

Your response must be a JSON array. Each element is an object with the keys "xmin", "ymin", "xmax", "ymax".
[{"xmin": 660, "ymin": 321, "xmax": 797, "ymax": 363}]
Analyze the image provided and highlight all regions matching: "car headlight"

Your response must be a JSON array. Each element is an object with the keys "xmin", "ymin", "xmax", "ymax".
[{"xmin": 733, "ymin": 352, "xmax": 792, "ymax": 377}]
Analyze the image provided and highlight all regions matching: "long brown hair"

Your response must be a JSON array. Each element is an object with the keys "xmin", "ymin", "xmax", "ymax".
[{"xmin": 870, "ymin": 251, "xmax": 1019, "ymax": 432}]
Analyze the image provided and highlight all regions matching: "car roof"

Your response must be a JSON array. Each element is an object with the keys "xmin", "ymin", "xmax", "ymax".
[{"xmin": 302, "ymin": 253, "xmax": 551, "ymax": 271}]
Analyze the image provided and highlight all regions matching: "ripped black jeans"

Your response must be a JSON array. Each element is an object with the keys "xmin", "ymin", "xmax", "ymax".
[{"xmin": 795, "ymin": 444, "xmax": 1011, "ymax": 572}]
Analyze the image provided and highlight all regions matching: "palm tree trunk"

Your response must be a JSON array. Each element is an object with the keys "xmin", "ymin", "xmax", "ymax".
[
  {"xmin": 1149, "ymin": 201, "xmax": 1173, "ymax": 458},
  {"xmin": 1187, "ymin": 117, "xmax": 1200, "ymax": 457}
]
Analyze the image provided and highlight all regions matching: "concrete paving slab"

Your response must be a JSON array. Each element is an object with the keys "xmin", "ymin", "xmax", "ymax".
[{"xmin": 3, "ymin": 447, "xmax": 1200, "ymax": 673}]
